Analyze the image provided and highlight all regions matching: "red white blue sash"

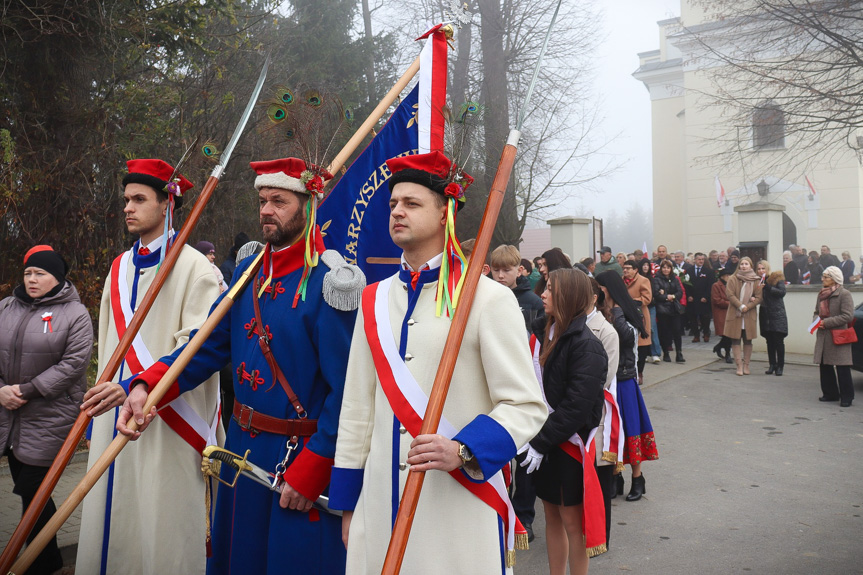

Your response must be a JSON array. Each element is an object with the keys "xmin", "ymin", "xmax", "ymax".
[
  {"xmin": 110, "ymin": 250, "xmax": 220, "ymax": 454},
  {"xmin": 362, "ymin": 276, "xmax": 519, "ymax": 559},
  {"xmin": 527, "ymin": 332, "xmax": 607, "ymax": 555}
]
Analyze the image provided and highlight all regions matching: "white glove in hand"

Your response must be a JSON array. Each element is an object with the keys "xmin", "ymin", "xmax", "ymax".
[{"xmin": 520, "ymin": 446, "xmax": 544, "ymax": 474}]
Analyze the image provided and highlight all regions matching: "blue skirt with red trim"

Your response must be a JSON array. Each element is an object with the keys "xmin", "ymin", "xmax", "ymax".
[{"xmin": 617, "ymin": 377, "xmax": 659, "ymax": 465}]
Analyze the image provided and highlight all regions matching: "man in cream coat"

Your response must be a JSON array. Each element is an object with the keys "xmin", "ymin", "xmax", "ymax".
[
  {"xmin": 78, "ymin": 159, "xmax": 223, "ymax": 575},
  {"xmin": 330, "ymin": 151, "xmax": 547, "ymax": 574}
]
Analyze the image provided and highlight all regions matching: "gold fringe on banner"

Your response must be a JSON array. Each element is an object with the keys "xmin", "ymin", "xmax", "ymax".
[{"xmin": 587, "ymin": 543, "xmax": 608, "ymax": 558}]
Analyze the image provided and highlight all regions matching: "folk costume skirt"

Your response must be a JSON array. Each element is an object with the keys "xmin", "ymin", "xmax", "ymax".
[
  {"xmin": 534, "ymin": 446, "xmax": 585, "ymax": 506},
  {"xmin": 617, "ymin": 377, "xmax": 659, "ymax": 465}
]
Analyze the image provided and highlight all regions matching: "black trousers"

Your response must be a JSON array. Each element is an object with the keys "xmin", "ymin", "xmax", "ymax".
[
  {"xmin": 5, "ymin": 450, "xmax": 63, "ymax": 575},
  {"xmin": 512, "ymin": 451, "xmax": 536, "ymax": 527},
  {"xmin": 688, "ymin": 310, "xmax": 712, "ymax": 337},
  {"xmin": 595, "ymin": 464, "xmax": 614, "ymax": 549},
  {"xmin": 820, "ymin": 364, "xmax": 855, "ymax": 403},
  {"xmin": 764, "ymin": 331, "xmax": 786, "ymax": 367},
  {"xmin": 656, "ymin": 313, "xmax": 682, "ymax": 352}
]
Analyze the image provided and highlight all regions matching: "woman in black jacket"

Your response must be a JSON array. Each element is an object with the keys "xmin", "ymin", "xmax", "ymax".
[
  {"xmin": 524, "ymin": 268, "xmax": 607, "ymax": 571},
  {"xmin": 653, "ymin": 259, "xmax": 685, "ymax": 363},
  {"xmin": 596, "ymin": 271, "xmax": 659, "ymax": 502},
  {"xmin": 757, "ymin": 261, "xmax": 789, "ymax": 375}
]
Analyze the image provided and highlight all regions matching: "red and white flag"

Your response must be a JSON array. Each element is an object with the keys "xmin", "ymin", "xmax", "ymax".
[
  {"xmin": 808, "ymin": 318, "xmax": 822, "ymax": 334},
  {"xmin": 805, "ymin": 175, "xmax": 818, "ymax": 197},
  {"xmin": 715, "ymin": 175, "xmax": 725, "ymax": 207},
  {"xmin": 416, "ymin": 25, "xmax": 448, "ymax": 153}
]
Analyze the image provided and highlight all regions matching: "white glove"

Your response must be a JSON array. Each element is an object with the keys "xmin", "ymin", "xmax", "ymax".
[{"xmin": 520, "ymin": 446, "xmax": 544, "ymax": 474}]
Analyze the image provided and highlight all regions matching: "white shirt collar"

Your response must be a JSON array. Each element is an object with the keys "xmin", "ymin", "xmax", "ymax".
[
  {"xmin": 140, "ymin": 229, "xmax": 174, "ymax": 252},
  {"xmin": 400, "ymin": 252, "xmax": 443, "ymax": 272}
]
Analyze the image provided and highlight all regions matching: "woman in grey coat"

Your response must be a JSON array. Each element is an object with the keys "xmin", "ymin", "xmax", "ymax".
[
  {"xmin": 813, "ymin": 266, "xmax": 855, "ymax": 407},
  {"xmin": 0, "ymin": 246, "xmax": 93, "ymax": 574}
]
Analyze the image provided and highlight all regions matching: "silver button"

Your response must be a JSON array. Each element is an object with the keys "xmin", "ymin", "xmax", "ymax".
[
  {"xmin": 404, "ymin": 353, "xmax": 414, "ymax": 361},
  {"xmin": 407, "ymin": 318, "xmax": 416, "ymax": 326},
  {"xmin": 399, "ymin": 426, "xmax": 407, "ymax": 434},
  {"xmin": 399, "ymin": 463, "xmax": 407, "ymax": 470}
]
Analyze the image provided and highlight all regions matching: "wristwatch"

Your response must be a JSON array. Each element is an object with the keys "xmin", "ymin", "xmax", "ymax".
[{"xmin": 457, "ymin": 441, "xmax": 474, "ymax": 467}]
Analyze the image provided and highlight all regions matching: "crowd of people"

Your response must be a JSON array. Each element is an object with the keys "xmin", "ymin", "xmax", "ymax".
[{"xmin": 0, "ymin": 150, "xmax": 856, "ymax": 575}]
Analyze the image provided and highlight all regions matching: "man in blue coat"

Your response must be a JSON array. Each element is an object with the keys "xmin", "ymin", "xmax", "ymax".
[{"xmin": 118, "ymin": 157, "xmax": 364, "ymax": 575}]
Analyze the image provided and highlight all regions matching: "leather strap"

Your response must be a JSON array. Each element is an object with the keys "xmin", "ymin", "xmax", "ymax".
[
  {"xmin": 252, "ymin": 277, "xmax": 308, "ymax": 418},
  {"xmin": 232, "ymin": 400, "xmax": 317, "ymax": 437}
]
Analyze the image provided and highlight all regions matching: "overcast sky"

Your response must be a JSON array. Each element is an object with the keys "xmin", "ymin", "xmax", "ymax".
[{"xmin": 545, "ymin": 0, "xmax": 681, "ymax": 225}]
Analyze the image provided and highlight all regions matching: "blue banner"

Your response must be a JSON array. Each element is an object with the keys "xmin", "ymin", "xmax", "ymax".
[{"xmin": 319, "ymin": 86, "xmax": 419, "ymax": 284}]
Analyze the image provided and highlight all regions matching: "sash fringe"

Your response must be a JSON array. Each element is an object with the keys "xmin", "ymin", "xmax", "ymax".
[
  {"xmin": 505, "ymin": 549, "xmax": 517, "ymax": 568},
  {"xmin": 601, "ymin": 451, "xmax": 619, "ymax": 464},
  {"xmin": 514, "ymin": 532, "xmax": 529, "ymax": 550},
  {"xmin": 587, "ymin": 543, "xmax": 608, "ymax": 558}
]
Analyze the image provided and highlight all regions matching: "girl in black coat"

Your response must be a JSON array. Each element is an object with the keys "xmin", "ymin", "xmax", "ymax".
[
  {"xmin": 757, "ymin": 261, "xmax": 789, "ymax": 375},
  {"xmin": 653, "ymin": 259, "xmax": 685, "ymax": 362},
  {"xmin": 525, "ymin": 268, "xmax": 607, "ymax": 572},
  {"xmin": 595, "ymin": 271, "xmax": 659, "ymax": 502}
]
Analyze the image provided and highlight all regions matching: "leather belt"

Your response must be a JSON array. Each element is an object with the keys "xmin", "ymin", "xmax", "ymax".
[{"xmin": 232, "ymin": 400, "xmax": 317, "ymax": 437}]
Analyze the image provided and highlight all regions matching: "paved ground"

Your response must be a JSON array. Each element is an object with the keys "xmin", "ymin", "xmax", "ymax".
[
  {"xmin": 2, "ymin": 343, "xmax": 861, "ymax": 573},
  {"xmin": 516, "ymin": 345, "xmax": 863, "ymax": 574}
]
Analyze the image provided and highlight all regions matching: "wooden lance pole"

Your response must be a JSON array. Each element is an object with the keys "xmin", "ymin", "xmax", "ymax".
[
  {"xmin": 7, "ymin": 253, "xmax": 265, "ymax": 575},
  {"xmin": 0, "ymin": 55, "xmax": 272, "ymax": 575},
  {"xmin": 4, "ymin": 56, "xmax": 422, "ymax": 574},
  {"xmin": 381, "ymin": 3, "xmax": 564, "ymax": 572}
]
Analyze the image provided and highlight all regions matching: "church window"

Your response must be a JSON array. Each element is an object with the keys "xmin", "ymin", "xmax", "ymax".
[{"xmin": 752, "ymin": 102, "xmax": 785, "ymax": 150}]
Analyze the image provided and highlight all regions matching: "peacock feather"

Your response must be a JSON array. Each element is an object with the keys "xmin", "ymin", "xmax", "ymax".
[{"xmin": 201, "ymin": 141, "xmax": 220, "ymax": 161}]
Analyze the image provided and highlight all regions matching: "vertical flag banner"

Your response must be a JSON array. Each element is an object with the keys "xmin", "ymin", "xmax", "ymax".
[
  {"xmin": 715, "ymin": 175, "xmax": 725, "ymax": 207},
  {"xmin": 318, "ymin": 86, "xmax": 419, "ymax": 284},
  {"xmin": 805, "ymin": 175, "xmax": 818, "ymax": 197},
  {"xmin": 416, "ymin": 24, "xmax": 448, "ymax": 153}
]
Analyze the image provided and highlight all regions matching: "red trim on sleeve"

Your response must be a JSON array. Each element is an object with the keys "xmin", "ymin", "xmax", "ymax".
[
  {"xmin": 283, "ymin": 446, "xmax": 334, "ymax": 502},
  {"xmin": 134, "ymin": 362, "xmax": 180, "ymax": 408}
]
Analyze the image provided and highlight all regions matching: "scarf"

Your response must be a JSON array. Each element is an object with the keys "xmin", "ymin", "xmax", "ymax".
[
  {"xmin": 818, "ymin": 284, "xmax": 838, "ymax": 318},
  {"xmin": 734, "ymin": 268, "xmax": 759, "ymax": 317}
]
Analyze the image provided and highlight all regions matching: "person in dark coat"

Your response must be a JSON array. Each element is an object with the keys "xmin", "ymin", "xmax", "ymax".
[
  {"xmin": 683, "ymin": 252, "xmax": 714, "ymax": 342},
  {"xmin": 783, "ymin": 251, "xmax": 800, "ymax": 284},
  {"xmin": 757, "ymin": 261, "xmax": 788, "ymax": 376},
  {"xmin": 814, "ymin": 266, "xmax": 855, "ymax": 407},
  {"xmin": 653, "ymin": 260, "xmax": 685, "ymax": 363},
  {"xmin": 533, "ymin": 247, "xmax": 571, "ymax": 296},
  {"xmin": 819, "ymin": 245, "xmax": 841, "ymax": 270},
  {"xmin": 490, "ymin": 245, "xmax": 544, "ymax": 333},
  {"xmin": 524, "ymin": 268, "xmax": 608, "ymax": 567},
  {"xmin": 711, "ymin": 268, "xmax": 733, "ymax": 363},
  {"xmin": 839, "ymin": 251, "xmax": 855, "ymax": 284},
  {"xmin": 595, "ymin": 271, "xmax": 657, "ymax": 503},
  {"xmin": 806, "ymin": 251, "xmax": 824, "ymax": 285},
  {"xmin": 725, "ymin": 250, "xmax": 740, "ymax": 274},
  {"xmin": 219, "ymin": 231, "xmax": 250, "ymax": 284},
  {"xmin": 0, "ymin": 246, "xmax": 93, "ymax": 575}
]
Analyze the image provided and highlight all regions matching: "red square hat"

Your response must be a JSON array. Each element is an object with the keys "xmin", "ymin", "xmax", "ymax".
[
  {"xmin": 251, "ymin": 158, "xmax": 334, "ymax": 196},
  {"xmin": 386, "ymin": 151, "xmax": 473, "ymax": 210},
  {"xmin": 122, "ymin": 159, "xmax": 194, "ymax": 208}
]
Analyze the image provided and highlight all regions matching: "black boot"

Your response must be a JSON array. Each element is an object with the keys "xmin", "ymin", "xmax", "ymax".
[
  {"xmin": 675, "ymin": 351, "xmax": 685, "ymax": 363},
  {"xmin": 713, "ymin": 342, "xmax": 723, "ymax": 359},
  {"xmin": 611, "ymin": 474, "xmax": 624, "ymax": 499},
  {"xmin": 663, "ymin": 351, "xmax": 671, "ymax": 362},
  {"xmin": 765, "ymin": 364, "xmax": 776, "ymax": 375},
  {"xmin": 626, "ymin": 474, "xmax": 645, "ymax": 501},
  {"xmin": 775, "ymin": 346, "xmax": 784, "ymax": 376}
]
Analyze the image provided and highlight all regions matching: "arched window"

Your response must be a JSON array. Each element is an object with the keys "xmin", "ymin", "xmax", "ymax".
[{"xmin": 752, "ymin": 102, "xmax": 785, "ymax": 149}]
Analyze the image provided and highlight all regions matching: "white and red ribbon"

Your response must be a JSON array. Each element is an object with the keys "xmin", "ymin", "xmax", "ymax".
[
  {"xmin": 41, "ymin": 312, "xmax": 53, "ymax": 333},
  {"xmin": 362, "ymin": 276, "xmax": 520, "ymax": 558},
  {"xmin": 110, "ymin": 250, "xmax": 220, "ymax": 454},
  {"xmin": 416, "ymin": 24, "xmax": 448, "ymax": 154}
]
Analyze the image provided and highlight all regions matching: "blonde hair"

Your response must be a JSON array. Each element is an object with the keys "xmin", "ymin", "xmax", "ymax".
[
  {"xmin": 756, "ymin": 259, "xmax": 771, "ymax": 274},
  {"xmin": 490, "ymin": 245, "xmax": 521, "ymax": 269}
]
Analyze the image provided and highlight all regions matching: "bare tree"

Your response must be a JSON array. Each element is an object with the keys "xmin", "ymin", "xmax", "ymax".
[
  {"xmin": 371, "ymin": 0, "xmax": 615, "ymax": 245},
  {"xmin": 685, "ymin": 0, "xmax": 863, "ymax": 174}
]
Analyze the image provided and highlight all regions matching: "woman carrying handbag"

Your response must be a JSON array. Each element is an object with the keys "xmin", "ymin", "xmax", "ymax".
[{"xmin": 814, "ymin": 266, "xmax": 856, "ymax": 407}]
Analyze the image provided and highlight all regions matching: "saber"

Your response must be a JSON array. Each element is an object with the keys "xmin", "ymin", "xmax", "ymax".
[
  {"xmin": 381, "ymin": 2, "xmax": 565, "ymax": 573},
  {"xmin": 1, "ymin": 55, "xmax": 270, "ymax": 575},
  {"xmin": 201, "ymin": 446, "xmax": 340, "ymax": 516}
]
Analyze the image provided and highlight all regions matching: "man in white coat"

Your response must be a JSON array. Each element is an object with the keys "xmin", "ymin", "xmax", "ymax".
[
  {"xmin": 330, "ymin": 151, "xmax": 547, "ymax": 574},
  {"xmin": 77, "ymin": 159, "xmax": 223, "ymax": 575}
]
